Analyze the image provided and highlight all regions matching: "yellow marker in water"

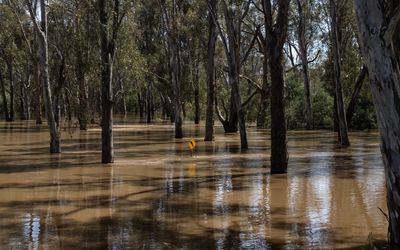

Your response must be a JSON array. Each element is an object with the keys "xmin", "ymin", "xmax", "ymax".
[{"xmin": 188, "ymin": 138, "xmax": 196, "ymax": 156}]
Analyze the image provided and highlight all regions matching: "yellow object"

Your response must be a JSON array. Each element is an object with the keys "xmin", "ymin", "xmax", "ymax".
[{"xmin": 188, "ymin": 138, "xmax": 196, "ymax": 156}]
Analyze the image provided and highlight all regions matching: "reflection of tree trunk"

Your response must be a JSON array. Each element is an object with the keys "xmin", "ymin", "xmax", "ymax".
[
  {"xmin": 204, "ymin": 0, "xmax": 218, "ymax": 141},
  {"xmin": 330, "ymin": 0, "xmax": 349, "ymax": 146},
  {"xmin": 346, "ymin": 65, "xmax": 367, "ymax": 125},
  {"xmin": 355, "ymin": 0, "xmax": 400, "ymax": 244}
]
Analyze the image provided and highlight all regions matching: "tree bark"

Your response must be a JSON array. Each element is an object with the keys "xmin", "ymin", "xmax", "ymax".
[
  {"xmin": 355, "ymin": 0, "xmax": 400, "ymax": 244},
  {"xmin": 330, "ymin": 0, "xmax": 349, "ymax": 146},
  {"xmin": 346, "ymin": 65, "xmax": 367, "ymax": 125}
]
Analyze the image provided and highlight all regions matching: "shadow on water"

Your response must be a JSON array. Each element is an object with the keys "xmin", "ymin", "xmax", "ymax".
[{"xmin": 0, "ymin": 119, "xmax": 391, "ymax": 249}]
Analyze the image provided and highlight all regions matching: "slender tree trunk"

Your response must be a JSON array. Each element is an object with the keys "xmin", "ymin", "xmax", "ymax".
[
  {"xmin": 119, "ymin": 79, "xmax": 127, "ymax": 116},
  {"xmin": 330, "ymin": 0, "xmax": 349, "ymax": 146},
  {"xmin": 346, "ymin": 65, "xmax": 367, "ymax": 125},
  {"xmin": 205, "ymin": 0, "xmax": 218, "ymax": 141},
  {"xmin": 138, "ymin": 92, "xmax": 144, "ymax": 120},
  {"xmin": 204, "ymin": 0, "xmax": 218, "ymax": 141},
  {"xmin": 28, "ymin": 0, "xmax": 60, "ymax": 153},
  {"xmin": 355, "ymin": 1, "xmax": 400, "ymax": 244},
  {"xmin": 7, "ymin": 59, "xmax": 15, "ymax": 122},
  {"xmin": 146, "ymin": 83, "xmax": 152, "ymax": 123},
  {"xmin": 194, "ymin": 78, "xmax": 200, "ymax": 125},
  {"xmin": 99, "ymin": 0, "xmax": 114, "ymax": 163},
  {"xmin": 296, "ymin": 0, "xmax": 313, "ymax": 129},
  {"xmin": 0, "ymin": 69, "xmax": 10, "ymax": 121}
]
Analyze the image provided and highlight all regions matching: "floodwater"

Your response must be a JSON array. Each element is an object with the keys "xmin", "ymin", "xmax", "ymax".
[{"xmin": 0, "ymin": 119, "xmax": 389, "ymax": 249}]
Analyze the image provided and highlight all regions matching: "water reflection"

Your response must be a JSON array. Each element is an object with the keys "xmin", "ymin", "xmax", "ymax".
[{"xmin": 0, "ymin": 121, "xmax": 389, "ymax": 249}]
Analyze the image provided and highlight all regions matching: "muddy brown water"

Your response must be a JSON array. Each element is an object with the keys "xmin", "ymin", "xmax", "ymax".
[{"xmin": 0, "ymin": 119, "xmax": 388, "ymax": 249}]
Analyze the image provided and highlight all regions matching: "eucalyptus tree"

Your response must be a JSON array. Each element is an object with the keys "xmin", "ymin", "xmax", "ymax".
[
  {"xmin": 98, "ymin": 0, "xmax": 125, "ymax": 163},
  {"xmin": 26, "ymin": 0, "xmax": 60, "ymax": 153},
  {"xmin": 261, "ymin": 0, "xmax": 291, "ymax": 174},
  {"xmin": 355, "ymin": 0, "xmax": 400, "ymax": 244},
  {"xmin": 160, "ymin": 0, "xmax": 184, "ymax": 138}
]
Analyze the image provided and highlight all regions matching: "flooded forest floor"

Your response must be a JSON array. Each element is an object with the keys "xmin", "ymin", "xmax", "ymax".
[{"xmin": 0, "ymin": 119, "xmax": 390, "ymax": 249}]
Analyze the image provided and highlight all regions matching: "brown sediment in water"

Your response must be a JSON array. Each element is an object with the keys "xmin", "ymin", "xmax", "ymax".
[{"xmin": 0, "ymin": 119, "xmax": 388, "ymax": 249}]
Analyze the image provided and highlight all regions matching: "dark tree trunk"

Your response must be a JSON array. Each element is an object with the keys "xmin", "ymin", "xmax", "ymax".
[
  {"xmin": 296, "ymin": 0, "xmax": 313, "ymax": 129},
  {"xmin": 98, "ymin": 0, "xmax": 116, "ymax": 163},
  {"xmin": 146, "ymin": 83, "xmax": 152, "ymax": 123},
  {"xmin": 330, "ymin": 0, "xmax": 349, "ymax": 146},
  {"xmin": 194, "ymin": 79, "xmax": 200, "ymax": 125},
  {"xmin": 7, "ymin": 59, "xmax": 15, "ymax": 122},
  {"xmin": 346, "ymin": 65, "xmax": 367, "ymax": 125},
  {"xmin": 269, "ymin": 52, "xmax": 287, "ymax": 173},
  {"xmin": 262, "ymin": 0, "xmax": 290, "ymax": 174},
  {"xmin": 138, "ymin": 92, "xmax": 144, "ymax": 120},
  {"xmin": 355, "ymin": 1, "xmax": 400, "ymax": 244},
  {"xmin": 0, "ymin": 69, "xmax": 10, "ymax": 121}
]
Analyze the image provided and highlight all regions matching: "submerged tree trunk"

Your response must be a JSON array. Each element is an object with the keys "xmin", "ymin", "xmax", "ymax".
[
  {"xmin": 346, "ymin": 65, "xmax": 367, "ymax": 125},
  {"xmin": 330, "ymin": 0, "xmax": 349, "ymax": 146},
  {"xmin": 296, "ymin": 0, "xmax": 313, "ymax": 129},
  {"xmin": 99, "ymin": 0, "xmax": 114, "ymax": 163},
  {"xmin": 162, "ymin": 0, "xmax": 183, "ymax": 138},
  {"xmin": 262, "ymin": 0, "xmax": 290, "ymax": 174},
  {"xmin": 204, "ymin": 0, "xmax": 217, "ymax": 142},
  {"xmin": 146, "ymin": 83, "xmax": 152, "ymax": 123},
  {"xmin": 0, "ymin": 69, "xmax": 10, "ymax": 121},
  {"xmin": 220, "ymin": 0, "xmax": 248, "ymax": 149},
  {"xmin": 355, "ymin": 1, "xmax": 400, "ymax": 244},
  {"xmin": 27, "ymin": 0, "xmax": 60, "ymax": 153}
]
